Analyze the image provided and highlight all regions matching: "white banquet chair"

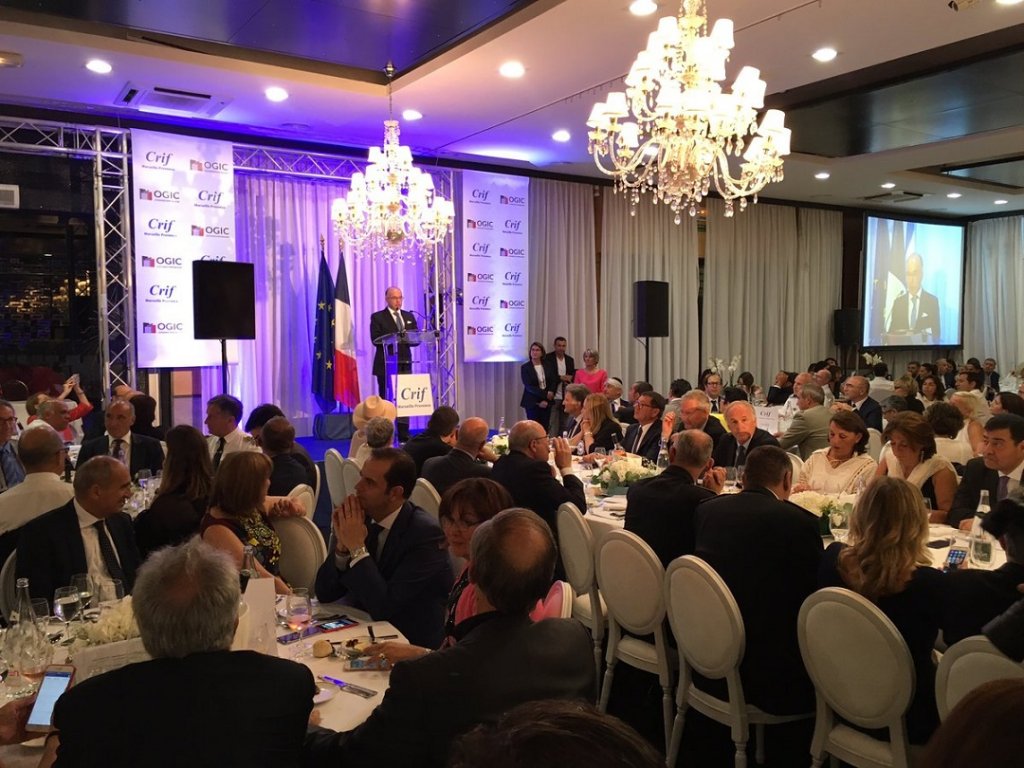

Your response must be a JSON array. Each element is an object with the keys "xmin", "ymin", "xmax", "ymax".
[
  {"xmin": 665, "ymin": 556, "xmax": 811, "ymax": 768},
  {"xmin": 798, "ymin": 587, "xmax": 916, "ymax": 768},
  {"xmin": 341, "ymin": 459, "xmax": 361, "ymax": 500},
  {"xmin": 324, "ymin": 448, "xmax": 346, "ymax": 506},
  {"xmin": 935, "ymin": 635, "xmax": 1024, "ymax": 720},
  {"xmin": 788, "ymin": 452, "xmax": 804, "ymax": 477},
  {"xmin": 867, "ymin": 428, "xmax": 883, "ymax": 462},
  {"xmin": 274, "ymin": 515, "xmax": 328, "ymax": 593},
  {"xmin": 287, "ymin": 483, "xmax": 315, "ymax": 520},
  {"xmin": 410, "ymin": 477, "xmax": 441, "ymax": 520}
]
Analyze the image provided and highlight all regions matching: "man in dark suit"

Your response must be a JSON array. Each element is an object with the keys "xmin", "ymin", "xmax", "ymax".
[
  {"xmin": 542, "ymin": 337, "xmax": 576, "ymax": 437},
  {"xmin": 625, "ymin": 430, "xmax": 724, "ymax": 567},
  {"xmin": 673, "ymin": 390, "xmax": 726, "ymax": 449},
  {"xmin": 370, "ymin": 286, "xmax": 418, "ymax": 441},
  {"xmin": 765, "ymin": 370, "xmax": 794, "ymax": 406},
  {"xmin": 837, "ymin": 375, "xmax": 883, "ymax": 433},
  {"xmin": 49, "ymin": 538, "xmax": 314, "ymax": 767},
  {"xmin": 982, "ymin": 357, "xmax": 1000, "ymax": 398},
  {"xmin": 74, "ymin": 400, "xmax": 164, "ymax": 480},
  {"xmin": 403, "ymin": 405, "xmax": 459, "ymax": 474},
  {"xmin": 304, "ymin": 508, "xmax": 595, "ymax": 768},
  {"xmin": 603, "ymin": 378, "xmax": 635, "ymax": 424},
  {"xmin": 711, "ymin": 401, "xmax": 779, "ymax": 469},
  {"xmin": 886, "ymin": 252, "xmax": 941, "ymax": 342},
  {"xmin": 621, "ymin": 390, "xmax": 666, "ymax": 463},
  {"xmin": 694, "ymin": 446, "xmax": 823, "ymax": 715},
  {"xmin": 17, "ymin": 456, "xmax": 141, "ymax": 602},
  {"xmin": 315, "ymin": 448, "xmax": 453, "ymax": 649},
  {"xmin": 261, "ymin": 417, "xmax": 317, "ymax": 495},
  {"xmin": 422, "ymin": 417, "xmax": 490, "ymax": 497},
  {"xmin": 948, "ymin": 414, "xmax": 1024, "ymax": 528}
]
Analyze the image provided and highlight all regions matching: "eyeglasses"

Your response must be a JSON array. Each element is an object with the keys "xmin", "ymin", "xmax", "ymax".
[
  {"xmin": 0, "ymin": 417, "xmax": 17, "ymax": 425},
  {"xmin": 635, "ymin": 401, "xmax": 652, "ymax": 409}
]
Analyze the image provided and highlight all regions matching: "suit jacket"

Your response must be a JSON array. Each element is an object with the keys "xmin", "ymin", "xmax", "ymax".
[
  {"xmin": 948, "ymin": 457, "xmax": 1001, "ymax": 528},
  {"xmin": 75, "ymin": 433, "xmax": 164, "ymax": 479},
  {"xmin": 766, "ymin": 385, "xmax": 792, "ymax": 406},
  {"xmin": 370, "ymin": 307, "xmax": 418, "ymax": 378},
  {"xmin": 852, "ymin": 395, "xmax": 883, "ymax": 433},
  {"xmin": 625, "ymin": 465, "xmax": 714, "ymax": 567},
  {"xmin": 622, "ymin": 421, "xmax": 662, "ymax": 463},
  {"xmin": 588, "ymin": 419, "xmax": 624, "ymax": 451},
  {"xmin": 421, "ymin": 449, "xmax": 491, "ymax": 498},
  {"xmin": 610, "ymin": 397, "xmax": 635, "ymax": 424},
  {"xmin": 778, "ymin": 405, "xmax": 831, "ymax": 460},
  {"xmin": 54, "ymin": 650, "xmax": 314, "ymax": 768},
  {"xmin": 887, "ymin": 290, "xmax": 941, "ymax": 340},
  {"xmin": 314, "ymin": 502, "xmax": 453, "ymax": 649},
  {"xmin": 303, "ymin": 612, "xmax": 595, "ymax": 768},
  {"xmin": 943, "ymin": 561, "xmax": 1024, "ymax": 646},
  {"xmin": 16, "ymin": 500, "xmax": 141, "ymax": 602},
  {"xmin": 541, "ymin": 352, "xmax": 575, "ymax": 398},
  {"xmin": 694, "ymin": 487, "xmax": 823, "ymax": 715},
  {"xmin": 403, "ymin": 433, "xmax": 452, "ymax": 475},
  {"xmin": 268, "ymin": 452, "xmax": 317, "ymax": 496},
  {"xmin": 519, "ymin": 361, "xmax": 553, "ymax": 410},
  {"xmin": 711, "ymin": 428, "xmax": 779, "ymax": 468}
]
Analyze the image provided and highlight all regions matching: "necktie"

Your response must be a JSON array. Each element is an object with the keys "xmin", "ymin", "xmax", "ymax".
[
  {"xmin": 711, "ymin": 399, "xmax": 720, "ymax": 413},
  {"xmin": 0, "ymin": 443, "xmax": 24, "ymax": 491},
  {"xmin": 910, "ymin": 295, "xmax": 919, "ymax": 328},
  {"xmin": 212, "ymin": 437, "xmax": 226, "ymax": 470},
  {"xmin": 736, "ymin": 444, "xmax": 747, "ymax": 467},
  {"xmin": 93, "ymin": 520, "xmax": 126, "ymax": 583},
  {"xmin": 111, "ymin": 438, "xmax": 125, "ymax": 464},
  {"xmin": 367, "ymin": 521, "xmax": 385, "ymax": 560},
  {"xmin": 632, "ymin": 426, "xmax": 643, "ymax": 454},
  {"xmin": 997, "ymin": 475, "xmax": 1010, "ymax": 502},
  {"xmin": 393, "ymin": 311, "xmax": 403, "ymax": 333}
]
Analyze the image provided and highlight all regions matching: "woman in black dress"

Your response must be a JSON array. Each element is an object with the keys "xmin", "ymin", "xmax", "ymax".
[{"xmin": 520, "ymin": 341, "xmax": 553, "ymax": 429}]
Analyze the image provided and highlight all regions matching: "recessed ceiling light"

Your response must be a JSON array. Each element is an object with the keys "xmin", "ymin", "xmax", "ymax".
[
  {"xmin": 265, "ymin": 86, "xmax": 289, "ymax": 102},
  {"xmin": 996, "ymin": 0, "xmax": 1023, "ymax": 6},
  {"xmin": 994, "ymin": 199, "xmax": 1009, "ymax": 205},
  {"xmin": 402, "ymin": 109, "xmax": 423, "ymax": 121},
  {"xmin": 0, "ymin": 51, "xmax": 24, "ymax": 69},
  {"xmin": 815, "ymin": 171, "xmax": 831, "ymax": 180},
  {"xmin": 552, "ymin": 129, "xmax": 571, "ymax": 142},
  {"xmin": 499, "ymin": 61, "xmax": 525, "ymax": 79},
  {"xmin": 629, "ymin": 0, "xmax": 658, "ymax": 15},
  {"xmin": 85, "ymin": 59, "xmax": 112, "ymax": 75},
  {"xmin": 881, "ymin": 182, "xmax": 896, "ymax": 189},
  {"xmin": 946, "ymin": 192, "xmax": 962, "ymax": 199},
  {"xmin": 812, "ymin": 47, "xmax": 837, "ymax": 63}
]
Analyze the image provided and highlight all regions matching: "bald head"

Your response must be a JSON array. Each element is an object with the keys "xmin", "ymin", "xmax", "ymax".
[
  {"xmin": 672, "ymin": 430, "xmax": 713, "ymax": 472},
  {"xmin": 509, "ymin": 420, "xmax": 545, "ymax": 453},
  {"xmin": 469, "ymin": 508, "xmax": 556, "ymax": 614},
  {"xmin": 457, "ymin": 417, "xmax": 489, "ymax": 452},
  {"xmin": 17, "ymin": 424, "xmax": 65, "ymax": 473}
]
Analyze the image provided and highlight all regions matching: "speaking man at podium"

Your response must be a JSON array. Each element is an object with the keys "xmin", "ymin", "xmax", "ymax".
[
  {"xmin": 886, "ymin": 252, "xmax": 940, "ymax": 343},
  {"xmin": 370, "ymin": 286, "xmax": 418, "ymax": 441}
]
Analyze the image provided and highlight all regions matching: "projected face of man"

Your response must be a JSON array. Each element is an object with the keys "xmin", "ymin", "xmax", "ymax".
[{"xmin": 906, "ymin": 255, "xmax": 923, "ymax": 296}]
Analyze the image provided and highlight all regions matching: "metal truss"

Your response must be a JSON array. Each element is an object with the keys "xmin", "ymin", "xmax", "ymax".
[{"xmin": 0, "ymin": 117, "xmax": 135, "ymax": 397}]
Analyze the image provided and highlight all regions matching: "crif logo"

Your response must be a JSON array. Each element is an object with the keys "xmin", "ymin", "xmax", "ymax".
[
  {"xmin": 471, "ymin": 296, "xmax": 490, "ymax": 307},
  {"xmin": 500, "ymin": 194, "xmax": 526, "ymax": 206},
  {"xmin": 466, "ymin": 325, "xmax": 494, "ymax": 336},
  {"xmin": 149, "ymin": 285, "xmax": 175, "ymax": 299},
  {"xmin": 499, "ymin": 247, "xmax": 526, "ymax": 258},
  {"xmin": 146, "ymin": 218, "xmax": 174, "ymax": 233},
  {"xmin": 471, "ymin": 243, "xmax": 490, "ymax": 255},
  {"xmin": 141, "ymin": 256, "xmax": 183, "ymax": 268},
  {"xmin": 144, "ymin": 151, "xmax": 173, "ymax": 167},
  {"xmin": 139, "ymin": 188, "xmax": 180, "ymax": 202},
  {"xmin": 466, "ymin": 219, "xmax": 494, "ymax": 230},
  {"xmin": 471, "ymin": 189, "xmax": 490, "ymax": 202},
  {"xmin": 503, "ymin": 219, "xmax": 523, "ymax": 232},
  {"xmin": 504, "ymin": 322, "xmax": 522, "ymax": 334},
  {"xmin": 190, "ymin": 158, "xmax": 230, "ymax": 173},
  {"xmin": 467, "ymin": 273, "xmax": 493, "ymax": 283},
  {"xmin": 199, "ymin": 254, "xmax": 226, "ymax": 261},
  {"xmin": 503, "ymin": 271, "xmax": 522, "ymax": 284},
  {"xmin": 500, "ymin": 299, "xmax": 526, "ymax": 309},
  {"xmin": 400, "ymin": 386, "xmax": 430, "ymax": 403},
  {"xmin": 197, "ymin": 190, "xmax": 223, "ymax": 205},
  {"xmin": 142, "ymin": 322, "xmax": 184, "ymax": 334}
]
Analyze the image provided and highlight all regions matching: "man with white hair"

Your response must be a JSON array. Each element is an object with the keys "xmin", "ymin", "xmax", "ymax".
[
  {"xmin": 711, "ymin": 401, "xmax": 780, "ymax": 469},
  {"xmin": 602, "ymin": 378, "xmax": 633, "ymax": 423},
  {"xmin": 834, "ymin": 375, "xmax": 883, "ymax": 432},
  {"xmin": 777, "ymin": 383, "xmax": 831, "ymax": 459}
]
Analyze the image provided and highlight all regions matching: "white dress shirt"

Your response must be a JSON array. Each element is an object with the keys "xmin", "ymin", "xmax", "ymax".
[
  {"xmin": 0, "ymin": 472, "xmax": 74, "ymax": 534},
  {"xmin": 207, "ymin": 426, "xmax": 258, "ymax": 461},
  {"xmin": 74, "ymin": 498, "xmax": 122, "ymax": 581}
]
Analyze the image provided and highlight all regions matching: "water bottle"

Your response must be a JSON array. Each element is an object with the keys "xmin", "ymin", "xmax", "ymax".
[
  {"xmin": 240, "ymin": 545, "xmax": 261, "ymax": 592},
  {"xmin": 497, "ymin": 417, "xmax": 507, "ymax": 437},
  {"xmin": 656, "ymin": 439, "xmax": 670, "ymax": 472},
  {"xmin": 968, "ymin": 490, "xmax": 994, "ymax": 568}
]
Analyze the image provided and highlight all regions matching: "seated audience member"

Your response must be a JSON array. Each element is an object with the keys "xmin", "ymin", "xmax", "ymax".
[
  {"xmin": 128, "ymin": 393, "xmax": 166, "ymax": 442},
  {"xmin": 46, "ymin": 538, "xmax": 314, "ymax": 767},
  {"xmin": 704, "ymin": 371, "xmax": 725, "ymax": 413},
  {"xmin": 948, "ymin": 413, "xmax": 1024, "ymax": 529},
  {"xmin": 449, "ymin": 700, "xmax": 663, "ymax": 768},
  {"xmin": 262, "ymin": 417, "xmax": 317, "ymax": 496},
  {"xmin": 984, "ymin": 595, "xmax": 1024, "ymax": 661},
  {"xmin": 352, "ymin": 416, "xmax": 395, "ymax": 468},
  {"xmin": 26, "ymin": 375, "xmax": 93, "ymax": 442},
  {"xmin": 954, "ymin": 370, "xmax": 991, "ymax": 422},
  {"xmin": 662, "ymin": 378, "xmax": 692, "ymax": 422},
  {"xmin": 621, "ymin": 390, "xmax": 666, "ymax": 462},
  {"xmin": 403, "ymin": 405, "xmax": 459, "ymax": 473},
  {"xmin": 694, "ymin": 446, "xmax": 822, "ymax": 715},
  {"xmin": 795, "ymin": 411, "xmax": 877, "ymax": 494},
  {"xmin": 867, "ymin": 362, "xmax": 894, "ymax": 404},
  {"xmin": 818, "ymin": 477, "xmax": 943, "ymax": 744},
  {"xmin": 722, "ymin": 385, "xmax": 748, "ymax": 403},
  {"xmin": 814, "ymin": 367, "xmax": 836, "ymax": 406},
  {"xmin": 573, "ymin": 393, "xmax": 623, "ymax": 453},
  {"xmin": 627, "ymin": 380, "xmax": 653, "ymax": 408},
  {"xmin": 23, "ymin": 399, "xmax": 71, "ymax": 439},
  {"xmin": 560, "ymin": 384, "xmax": 589, "ymax": 441},
  {"xmin": 625, "ymin": 430, "xmax": 724, "ymax": 567},
  {"xmin": 201, "ymin": 452, "xmax": 296, "ymax": 594},
  {"xmin": 991, "ymin": 391, "xmax": 1024, "ymax": 418},
  {"xmin": 0, "ymin": 399, "xmax": 25, "ymax": 493},
  {"xmin": 134, "ymin": 425, "xmax": 212, "ymax": 560},
  {"xmin": 765, "ymin": 370, "xmax": 794, "ymax": 406},
  {"xmin": 572, "ymin": 348, "xmax": 607, "ymax": 394},
  {"xmin": 421, "ymin": 417, "xmax": 490, "ymax": 497},
  {"xmin": 893, "ymin": 376, "xmax": 924, "ymax": 413},
  {"xmin": 920, "ymin": 679, "xmax": 1024, "ymax": 768},
  {"xmin": 777, "ymin": 382, "xmax": 830, "ymax": 460},
  {"xmin": 304, "ymin": 508, "xmax": 595, "ymax": 768},
  {"xmin": 781, "ymin": 372, "xmax": 812, "ymax": 418},
  {"xmin": 205, "ymin": 394, "xmax": 257, "ymax": 470},
  {"xmin": 315, "ymin": 448, "xmax": 453, "ymax": 648},
  {"xmin": 17, "ymin": 456, "xmax": 140, "ymax": 602},
  {"xmin": 520, "ymin": 342, "xmax": 553, "ymax": 430},
  {"xmin": 918, "ymin": 374, "xmax": 945, "ymax": 407},
  {"xmin": 924, "ymin": 401, "xmax": 974, "ymax": 469},
  {"xmin": 876, "ymin": 412, "xmax": 957, "ymax": 521},
  {"xmin": 737, "ymin": 371, "xmax": 763, "ymax": 402},
  {"xmin": 75, "ymin": 399, "xmax": 164, "ymax": 479},
  {"xmin": 0, "ymin": 426, "xmax": 73, "ymax": 563},
  {"xmin": 348, "ymin": 395, "xmax": 397, "ymax": 460},
  {"xmin": 949, "ymin": 391, "xmax": 985, "ymax": 455},
  {"xmin": 602, "ymin": 377, "xmax": 634, "ymax": 423},
  {"xmin": 835, "ymin": 375, "xmax": 883, "ymax": 432},
  {"xmin": 245, "ymin": 403, "xmax": 318, "ymax": 468},
  {"xmin": 880, "ymin": 395, "xmax": 909, "ymax": 424},
  {"xmin": 711, "ymin": 400, "xmax": 779, "ymax": 469},
  {"xmin": 674, "ymin": 390, "xmax": 726, "ymax": 448}
]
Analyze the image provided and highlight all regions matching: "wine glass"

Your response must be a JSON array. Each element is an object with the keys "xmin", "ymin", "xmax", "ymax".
[
  {"xmin": 95, "ymin": 578, "xmax": 124, "ymax": 607},
  {"xmin": 829, "ymin": 509, "xmax": 850, "ymax": 543},
  {"xmin": 285, "ymin": 589, "xmax": 312, "ymax": 659},
  {"xmin": 54, "ymin": 587, "xmax": 82, "ymax": 631},
  {"xmin": 72, "ymin": 573, "xmax": 96, "ymax": 619}
]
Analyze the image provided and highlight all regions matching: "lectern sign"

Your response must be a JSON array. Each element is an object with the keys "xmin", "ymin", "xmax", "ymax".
[{"xmin": 394, "ymin": 373, "xmax": 436, "ymax": 417}]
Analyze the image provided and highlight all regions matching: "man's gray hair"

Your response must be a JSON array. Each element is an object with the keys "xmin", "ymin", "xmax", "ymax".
[
  {"xmin": 17, "ymin": 424, "xmax": 63, "ymax": 470},
  {"xmin": 107, "ymin": 399, "xmax": 136, "ymax": 417},
  {"xmin": 469, "ymin": 508, "xmax": 556, "ymax": 615},
  {"xmin": 365, "ymin": 416, "xmax": 395, "ymax": 449},
  {"xmin": 132, "ymin": 538, "xmax": 240, "ymax": 658},
  {"xmin": 680, "ymin": 390, "xmax": 711, "ymax": 411},
  {"xmin": 800, "ymin": 383, "xmax": 826, "ymax": 406},
  {"xmin": 673, "ymin": 430, "xmax": 712, "ymax": 468},
  {"xmin": 724, "ymin": 400, "xmax": 756, "ymax": 420},
  {"xmin": 36, "ymin": 400, "xmax": 66, "ymax": 420},
  {"xmin": 73, "ymin": 456, "xmax": 121, "ymax": 495}
]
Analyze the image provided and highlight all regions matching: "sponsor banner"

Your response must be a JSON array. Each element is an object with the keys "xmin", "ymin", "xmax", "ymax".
[
  {"xmin": 462, "ymin": 171, "xmax": 529, "ymax": 362},
  {"xmin": 131, "ymin": 129, "xmax": 236, "ymax": 367},
  {"xmin": 394, "ymin": 373, "xmax": 436, "ymax": 417}
]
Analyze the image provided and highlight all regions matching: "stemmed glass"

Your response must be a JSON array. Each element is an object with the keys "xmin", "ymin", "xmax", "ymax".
[
  {"xmin": 53, "ymin": 587, "xmax": 82, "ymax": 632},
  {"xmin": 285, "ymin": 588, "xmax": 312, "ymax": 659},
  {"xmin": 95, "ymin": 578, "xmax": 125, "ymax": 607},
  {"xmin": 72, "ymin": 573, "xmax": 97, "ymax": 620}
]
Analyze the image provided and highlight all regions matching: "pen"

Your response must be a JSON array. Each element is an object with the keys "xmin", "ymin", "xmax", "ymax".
[
  {"xmin": 318, "ymin": 675, "xmax": 378, "ymax": 698},
  {"xmin": 368, "ymin": 625, "xmax": 376, "ymax": 642}
]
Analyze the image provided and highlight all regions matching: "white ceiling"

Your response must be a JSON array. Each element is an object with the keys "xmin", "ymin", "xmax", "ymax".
[{"xmin": 1, "ymin": 0, "xmax": 1023, "ymax": 217}]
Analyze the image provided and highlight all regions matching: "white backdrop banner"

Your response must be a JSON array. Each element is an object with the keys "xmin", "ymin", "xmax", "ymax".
[
  {"xmin": 131, "ymin": 129, "xmax": 236, "ymax": 367},
  {"xmin": 462, "ymin": 171, "xmax": 529, "ymax": 362}
]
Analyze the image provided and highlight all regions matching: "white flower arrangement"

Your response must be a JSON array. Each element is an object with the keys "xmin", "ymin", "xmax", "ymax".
[
  {"xmin": 708, "ymin": 355, "xmax": 742, "ymax": 385},
  {"xmin": 490, "ymin": 434, "xmax": 509, "ymax": 456},
  {"xmin": 68, "ymin": 597, "xmax": 140, "ymax": 650},
  {"xmin": 790, "ymin": 491, "xmax": 855, "ymax": 522},
  {"xmin": 591, "ymin": 459, "xmax": 657, "ymax": 490},
  {"xmin": 861, "ymin": 352, "xmax": 884, "ymax": 366}
]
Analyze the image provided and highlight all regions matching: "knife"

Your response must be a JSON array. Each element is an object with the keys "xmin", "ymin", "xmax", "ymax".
[{"xmin": 318, "ymin": 674, "xmax": 377, "ymax": 698}]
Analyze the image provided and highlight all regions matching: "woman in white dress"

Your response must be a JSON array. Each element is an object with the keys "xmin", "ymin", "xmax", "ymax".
[
  {"xmin": 875, "ymin": 412, "xmax": 958, "ymax": 524},
  {"xmin": 949, "ymin": 391, "xmax": 984, "ymax": 455},
  {"xmin": 795, "ymin": 410, "xmax": 877, "ymax": 494},
  {"xmin": 918, "ymin": 375, "xmax": 945, "ymax": 408},
  {"xmin": 924, "ymin": 401, "xmax": 974, "ymax": 469}
]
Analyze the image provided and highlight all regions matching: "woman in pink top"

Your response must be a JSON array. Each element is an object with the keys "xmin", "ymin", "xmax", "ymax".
[{"xmin": 573, "ymin": 348, "xmax": 608, "ymax": 394}]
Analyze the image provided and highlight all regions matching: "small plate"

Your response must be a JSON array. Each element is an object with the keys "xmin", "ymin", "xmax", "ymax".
[
  {"xmin": 337, "ymin": 635, "xmax": 374, "ymax": 658},
  {"xmin": 313, "ymin": 685, "xmax": 336, "ymax": 705}
]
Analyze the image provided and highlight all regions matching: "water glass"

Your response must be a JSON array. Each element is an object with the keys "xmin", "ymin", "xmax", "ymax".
[
  {"xmin": 95, "ymin": 578, "xmax": 125, "ymax": 606},
  {"xmin": 54, "ymin": 587, "xmax": 82, "ymax": 628},
  {"xmin": 285, "ymin": 589, "xmax": 312, "ymax": 659},
  {"xmin": 829, "ymin": 511, "xmax": 850, "ymax": 543},
  {"xmin": 72, "ymin": 573, "xmax": 97, "ymax": 618}
]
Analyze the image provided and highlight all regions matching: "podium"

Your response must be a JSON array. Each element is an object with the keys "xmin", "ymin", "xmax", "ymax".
[
  {"xmin": 882, "ymin": 332, "xmax": 930, "ymax": 345},
  {"xmin": 374, "ymin": 329, "xmax": 441, "ymax": 417}
]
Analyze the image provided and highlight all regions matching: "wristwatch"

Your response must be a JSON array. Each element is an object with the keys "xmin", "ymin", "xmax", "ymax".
[{"xmin": 348, "ymin": 545, "xmax": 368, "ymax": 562}]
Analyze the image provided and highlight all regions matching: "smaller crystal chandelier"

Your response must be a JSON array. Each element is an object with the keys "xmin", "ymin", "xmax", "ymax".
[
  {"xmin": 333, "ymin": 64, "xmax": 454, "ymax": 262},
  {"xmin": 587, "ymin": 0, "xmax": 791, "ymax": 219}
]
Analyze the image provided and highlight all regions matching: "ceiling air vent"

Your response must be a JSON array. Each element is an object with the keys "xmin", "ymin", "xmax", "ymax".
[
  {"xmin": 0, "ymin": 184, "xmax": 19, "ymax": 209},
  {"xmin": 116, "ymin": 83, "xmax": 231, "ymax": 118},
  {"xmin": 861, "ymin": 190, "xmax": 928, "ymax": 204}
]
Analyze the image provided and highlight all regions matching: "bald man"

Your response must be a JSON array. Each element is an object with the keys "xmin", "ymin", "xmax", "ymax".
[
  {"xmin": 370, "ymin": 286, "xmax": 418, "ymax": 441},
  {"xmin": 421, "ymin": 417, "xmax": 492, "ymax": 497},
  {"xmin": 887, "ymin": 252, "xmax": 941, "ymax": 342}
]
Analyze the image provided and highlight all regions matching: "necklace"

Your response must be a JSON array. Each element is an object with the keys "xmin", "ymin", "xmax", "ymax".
[{"xmin": 826, "ymin": 450, "xmax": 850, "ymax": 468}]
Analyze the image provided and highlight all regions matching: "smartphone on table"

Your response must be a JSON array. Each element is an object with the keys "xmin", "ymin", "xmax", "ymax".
[
  {"xmin": 318, "ymin": 616, "xmax": 359, "ymax": 632},
  {"xmin": 26, "ymin": 665, "xmax": 75, "ymax": 733},
  {"xmin": 276, "ymin": 625, "xmax": 323, "ymax": 645},
  {"xmin": 943, "ymin": 547, "xmax": 968, "ymax": 572}
]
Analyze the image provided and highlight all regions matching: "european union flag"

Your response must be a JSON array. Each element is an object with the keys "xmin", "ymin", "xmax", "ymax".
[{"xmin": 312, "ymin": 244, "xmax": 337, "ymax": 414}]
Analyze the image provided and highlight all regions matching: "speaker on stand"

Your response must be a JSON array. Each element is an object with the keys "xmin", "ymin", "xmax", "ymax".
[
  {"xmin": 192, "ymin": 262, "xmax": 257, "ymax": 393},
  {"xmin": 633, "ymin": 281, "xmax": 669, "ymax": 383}
]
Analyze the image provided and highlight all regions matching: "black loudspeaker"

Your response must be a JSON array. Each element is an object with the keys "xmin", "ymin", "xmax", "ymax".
[
  {"xmin": 192, "ymin": 261, "xmax": 256, "ymax": 339},
  {"xmin": 633, "ymin": 281, "xmax": 669, "ymax": 338},
  {"xmin": 833, "ymin": 308, "xmax": 862, "ymax": 347}
]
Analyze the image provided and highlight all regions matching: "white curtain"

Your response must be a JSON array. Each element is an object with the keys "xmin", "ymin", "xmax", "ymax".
[
  {"xmin": 599, "ymin": 191, "xmax": 700, "ymax": 393},
  {"xmin": 702, "ymin": 199, "xmax": 842, "ymax": 387},
  {"xmin": 964, "ymin": 215, "xmax": 1024, "ymax": 372}
]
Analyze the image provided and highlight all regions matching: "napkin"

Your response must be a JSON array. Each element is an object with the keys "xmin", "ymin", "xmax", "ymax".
[{"xmin": 602, "ymin": 497, "xmax": 628, "ymax": 512}]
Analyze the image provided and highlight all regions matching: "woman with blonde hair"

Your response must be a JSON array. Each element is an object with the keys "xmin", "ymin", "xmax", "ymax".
[
  {"xmin": 817, "ymin": 476, "xmax": 944, "ymax": 745},
  {"xmin": 572, "ymin": 348, "xmax": 607, "ymax": 394},
  {"xmin": 572, "ymin": 393, "xmax": 623, "ymax": 453}
]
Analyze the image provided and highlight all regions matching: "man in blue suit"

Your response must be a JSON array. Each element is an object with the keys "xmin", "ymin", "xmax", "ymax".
[
  {"xmin": 837, "ymin": 375, "xmax": 883, "ymax": 433},
  {"xmin": 621, "ymin": 391, "xmax": 666, "ymax": 463},
  {"xmin": 315, "ymin": 448, "xmax": 453, "ymax": 649}
]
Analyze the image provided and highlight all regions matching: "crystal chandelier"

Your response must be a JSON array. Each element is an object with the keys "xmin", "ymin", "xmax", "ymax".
[
  {"xmin": 586, "ymin": 0, "xmax": 791, "ymax": 219},
  {"xmin": 333, "ymin": 65, "xmax": 454, "ymax": 262}
]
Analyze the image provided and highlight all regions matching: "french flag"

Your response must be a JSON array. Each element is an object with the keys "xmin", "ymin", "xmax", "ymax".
[{"xmin": 333, "ymin": 255, "xmax": 361, "ymax": 408}]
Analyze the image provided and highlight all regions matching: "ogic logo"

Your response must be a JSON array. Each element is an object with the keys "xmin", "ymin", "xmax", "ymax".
[
  {"xmin": 500, "ymin": 194, "xmax": 526, "ymax": 206},
  {"xmin": 466, "ymin": 219, "xmax": 494, "ymax": 230},
  {"xmin": 467, "ymin": 273, "xmax": 493, "ymax": 283},
  {"xmin": 190, "ymin": 159, "xmax": 230, "ymax": 173},
  {"xmin": 499, "ymin": 247, "xmax": 526, "ymax": 258},
  {"xmin": 141, "ymin": 256, "xmax": 183, "ymax": 268},
  {"xmin": 466, "ymin": 325, "xmax": 493, "ymax": 336},
  {"xmin": 500, "ymin": 299, "xmax": 526, "ymax": 309},
  {"xmin": 139, "ymin": 188, "xmax": 180, "ymax": 202},
  {"xmin": 142, "ymin": 322, "xmax": 184, "ymax": 334}
]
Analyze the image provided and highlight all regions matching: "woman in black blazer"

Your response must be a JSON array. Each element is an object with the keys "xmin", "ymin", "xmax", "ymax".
[
  {"xmin": 575, "ymin": 393, "xmax": 623, "ymax": 452},
  {"xmin": 520, "ymin": 341, "xmax": 553, "ymax": 429}
]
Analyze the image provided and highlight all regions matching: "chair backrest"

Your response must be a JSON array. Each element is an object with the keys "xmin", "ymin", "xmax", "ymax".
[
  {"xmin": 936, "ymin": 635, "xmax": 1024, "ymax": 720},
  {"xmin": 410, "ymin": 477, "xmax": 441, "ymax": 519},
  {"xmin": 664, "ymin": 556, "xmax": 745, "ymax": 679},
  {"xmin": 341, "ymin": 459, "xmax": 361, "ymax": 499},
  {"xmin": 532, "ymin": 580, "xmax": 575, "ymax": 620},
  {"xmin": 798, "ymin": 587, "xmax": 914, "ymax": 730},
  {"xmin": 596, "ymin": 529, "xmax": 666, "ymax": 635},
  {"xmin": 556, "ymin": 503, "xmax": 595, "ymax": 595},
  {"xmin": 788, "ymin": 452, "xmax": 804, "ymax": 476},
  {"xmin": 867, "ymin": 428, "xmax": 883, "ymax": 462},
  {"xmin": 0, "ymin": 551, "xmax": 17, "ymax": 622},
  {"xmin": 287, "ymin": 483, "xmax": 315, "ymax": 519},
  {"xmin": 312, "ymin": 463, "xmax": 322, "ymax": 509},
  {"xmin": 273, "ymin": 516, "xmax": 328, "ymax": 593},
  {"xmin": 324, "ymin": 448, "xmax": 346, "ymax": 506}
]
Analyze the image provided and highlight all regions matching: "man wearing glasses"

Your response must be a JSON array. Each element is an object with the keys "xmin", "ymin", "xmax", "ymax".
[
  {"xmin": 0, "ymin": 399, "xmax": 24, "ymax": 493},
  {"xmin": 622, "ymin": 392, "xmax": 666, "ymax": 463}
]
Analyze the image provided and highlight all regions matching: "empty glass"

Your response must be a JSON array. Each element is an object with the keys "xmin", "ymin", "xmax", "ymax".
[
  {"xmin": 285, "ymin": 589, "xmax": 312, "ymax": 659},
  {"xmin": 95, "ymin": 578, "xmax": 125, "ymax": 606}
]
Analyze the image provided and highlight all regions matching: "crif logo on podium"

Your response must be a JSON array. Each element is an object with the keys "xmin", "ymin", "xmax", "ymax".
[{"xmin": 394, "ymin": 374, "xmax": 435, "ymax": 417}]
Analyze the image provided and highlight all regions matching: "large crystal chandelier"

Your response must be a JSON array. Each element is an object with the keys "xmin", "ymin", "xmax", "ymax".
[
  {"xmin": 333, "ymin": 65, "xmax": 454, "ymax": 262},
  {"xmin": 586, "ymin": 0, "xmax": 791, "ymax": 219}
]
